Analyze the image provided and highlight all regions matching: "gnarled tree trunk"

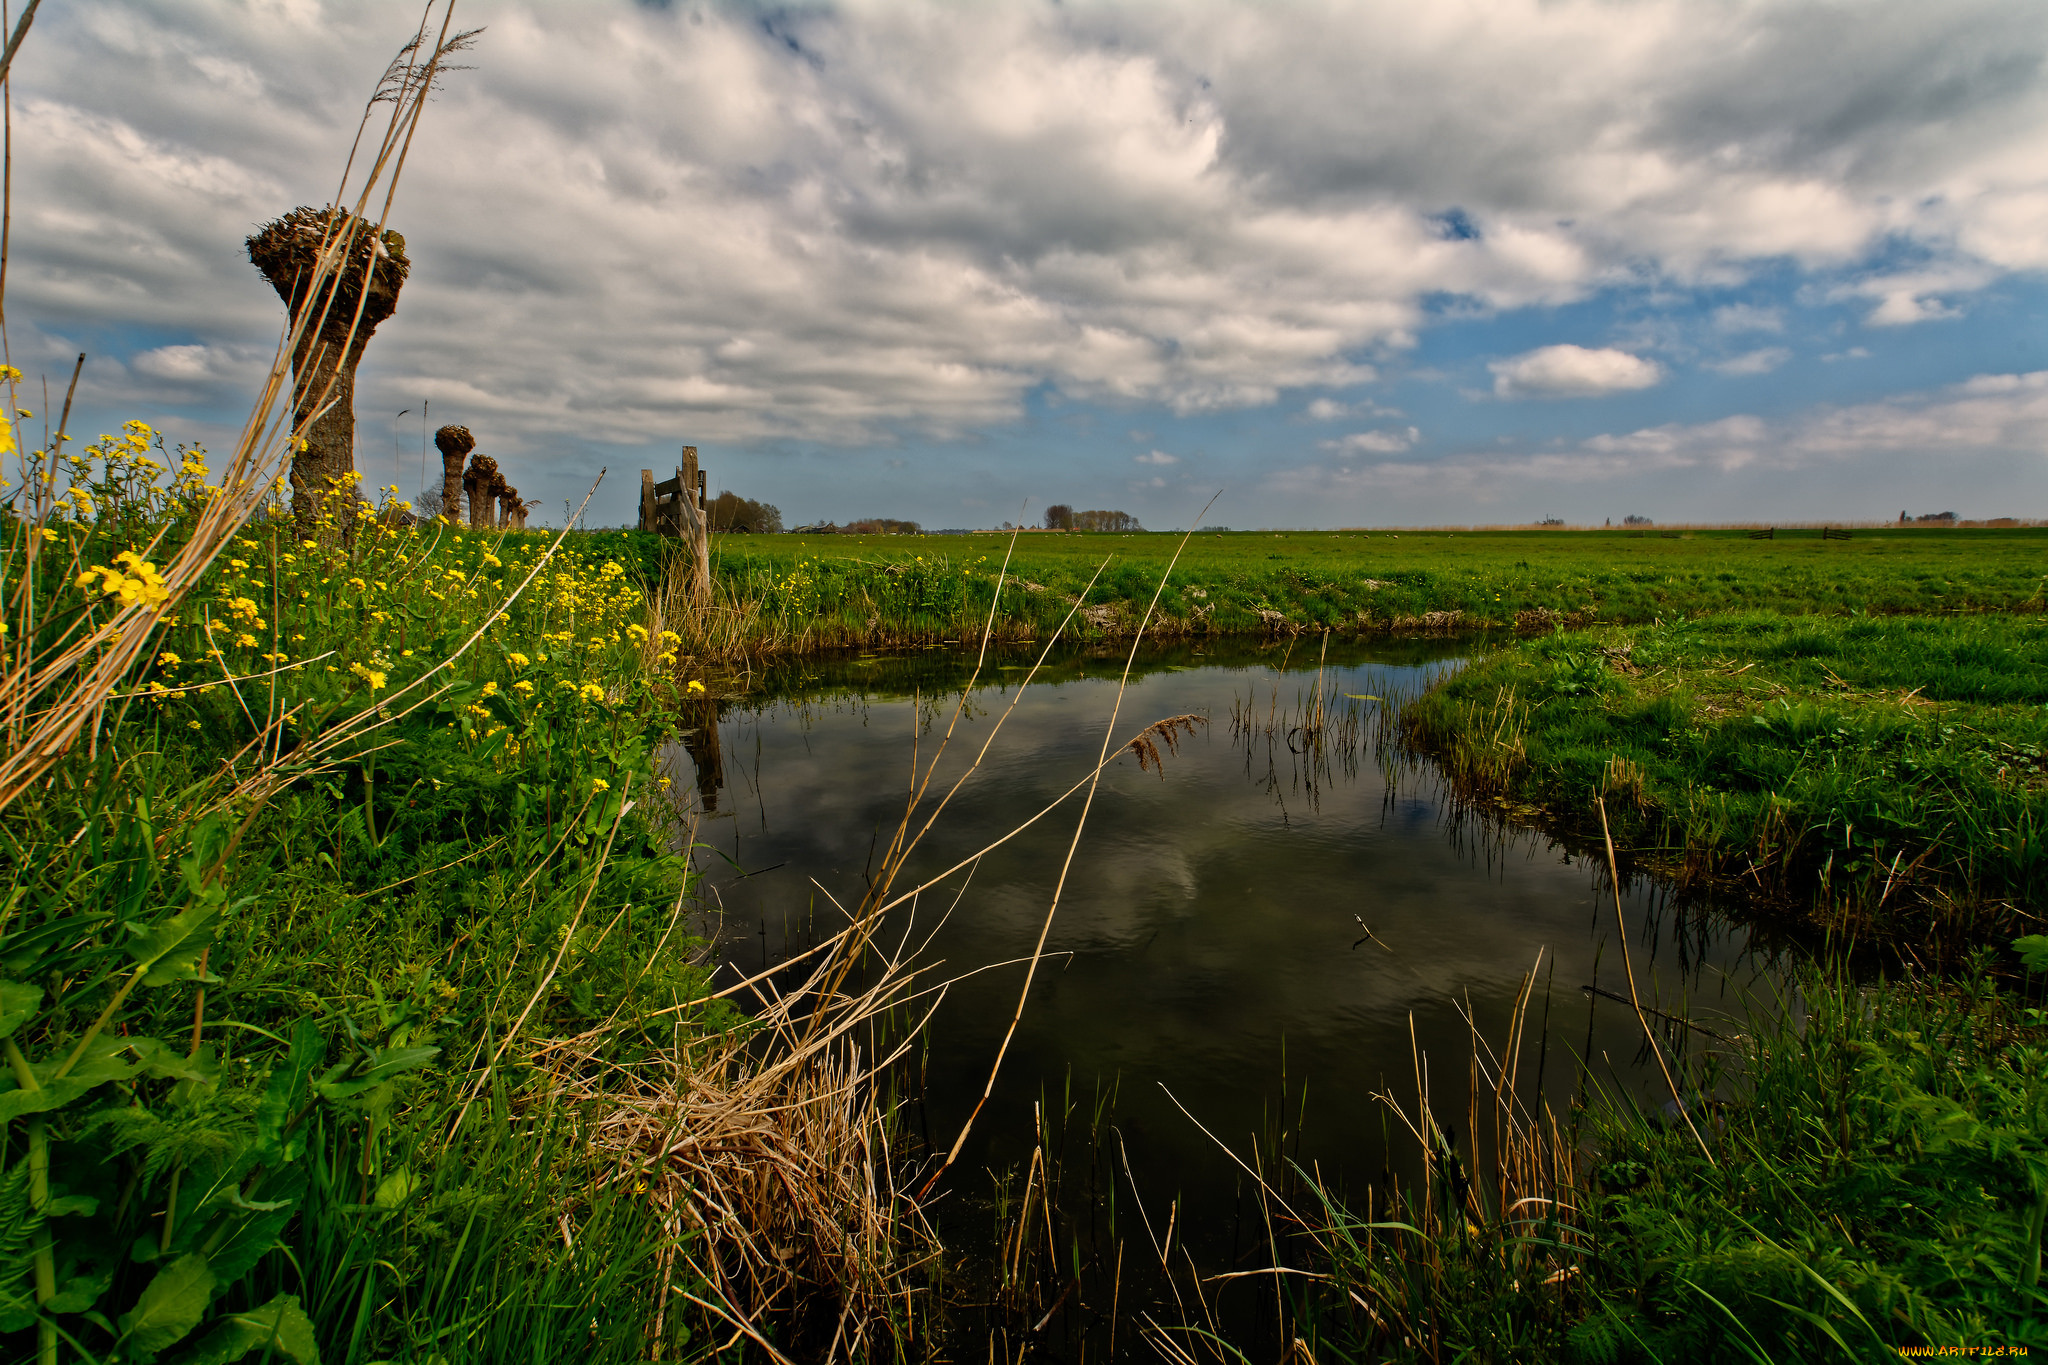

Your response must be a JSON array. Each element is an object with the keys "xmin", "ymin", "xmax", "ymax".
[
  {"xmin": 247, "ymin": 205, "xmax": 409, "ymax": 538},
  {"xmin": 434, "ymin": 425, "xmax": 474, "ymax": 525},
  {"xmin": 464, "ymin": 454, "xmax": 501, "ymax": 529}
]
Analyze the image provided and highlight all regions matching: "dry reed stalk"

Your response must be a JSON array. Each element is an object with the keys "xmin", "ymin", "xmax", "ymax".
[
  {"xmin": 533, "ymin": 502, "xmax": 1233, "ymax": 1351},
  {"xmin": 925, "ymin": 494, "xmax": 1220, "ymax": 1190},
  {"xmin": 0, "ymin": 5, "xmax": 472, "ymax": 812},
  {"xmin": 1596, "ymin": 795, "xmax": 1717, "ymax": 1165}
]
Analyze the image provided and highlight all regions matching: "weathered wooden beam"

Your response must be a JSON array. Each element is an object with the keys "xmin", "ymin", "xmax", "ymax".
[{"xmin": 677, "ymin": 445, "xmax": 710, "ymax": 604}]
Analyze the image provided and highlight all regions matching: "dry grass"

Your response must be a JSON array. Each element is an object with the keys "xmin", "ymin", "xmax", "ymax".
[{"xmin": 537, "ymin": 910, "xmax": 940, "ymax": 1362}]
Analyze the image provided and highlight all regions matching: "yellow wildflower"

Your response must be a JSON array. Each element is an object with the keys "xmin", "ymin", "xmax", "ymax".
[
  {"xmin": 513, "ymin": 680, "xmax": 534, "ymax": 695},
  {"xmin": 75, "ymin": 551, "xmax": 170, "ymax": 610},
  {"xmin": 507, "ymin": 652, "xmax": 530, "ymax": 669},
  {"xmin": 687, "ymin": 680, "xmax": 706, "ymax": 694},
  {"xmin": 591, "ymin": 777, "xmax": 610, "ymax": 793}
]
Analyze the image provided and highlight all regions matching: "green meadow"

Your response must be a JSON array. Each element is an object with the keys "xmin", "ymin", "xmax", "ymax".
[{"xmin": 607, "ymin": 525, "xmax": 2048, "ymax": 651}]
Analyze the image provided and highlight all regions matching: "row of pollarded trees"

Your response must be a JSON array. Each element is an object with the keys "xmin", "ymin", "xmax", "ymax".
[
  {"xmin": 431, "ymin": 424, "xmax": 536, "ymax": 529},
  {"xmin": 247, "ymin": 204, "xmax": 534, "ymax": 534},
  {"xmin": 1043, "ymin": 504, "xmax": 1142, "ymax": 531}
]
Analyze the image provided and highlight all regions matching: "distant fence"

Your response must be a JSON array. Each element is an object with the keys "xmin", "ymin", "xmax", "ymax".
[{"xmin": 1822, "ymin": 527, "xmax": 1853, "ymax": 541}]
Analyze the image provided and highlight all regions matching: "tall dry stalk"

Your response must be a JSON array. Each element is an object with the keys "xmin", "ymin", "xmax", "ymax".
[
  {"xmin": 0, "ymin": 5, "xmax": 475, "ymax": 812},
  {"xmin": 542, "ymin": 502, "xmax": 1242, "ymax": 1355}
]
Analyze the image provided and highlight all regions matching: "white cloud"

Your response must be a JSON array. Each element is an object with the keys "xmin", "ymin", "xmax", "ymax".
[
  {"xmin": 1268, "ymin": 369, "xmax": 2048, "ymax": 517},
  {"xmin": 1587, "ymin": 369, "xmax": 2048, "ymax": 468},
  {"xmin": 1303, "ymin": 396, "xmax": 1402, "ymax": 421},
  {"xmin": 1134, "ymin": 449, "xmax": 1178, "ymax": 465},
  {"xmin": 1490, "ymin": 345, "xmax": 1663, "ymax": 399},
  {"xmin": 131, "ymin": 343, "xmax": 218, "ymax": 381},
  {"xmin": 1319, "ymin": 427, "xmax": 1420, "ymax": 454},
  {"xmin": 1706, "ymin": 347, "xmax": 1791, "ymax": 376},
  {"xmin": 2, "ymin": 0, "xmax": 2044, "ymax": 520},
  {"xmin": 1711, "ymin": 304, "xmax": 1783, "ymax": 334}
]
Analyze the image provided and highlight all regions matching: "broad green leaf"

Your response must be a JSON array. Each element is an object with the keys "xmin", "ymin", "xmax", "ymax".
[
  {"xmin": 117, "ymin": 1252, "xmax": 215, "ymax": 1357},
  {"xmin": 254, "ymin": 1020, "xmax": 325, "ymax": 1154},
  {"xmin": 0, "ymin": 1075, "xmax": 106, "ymax": 1124},
  {"xmin": 177, "ymin": 815, "xmax": 229, "ymax": 900},
  {"xmin": 135, "ymin": 1040, "xmax": 221, "ymax": 1087},
  {"xmin": 0, "ymin": 980, "xmax": 41, "ymax": 1038},
  {"xmin": 373, "ymin": 1168, "xmax": 420, "ymax": 1210},
  {"xmin": 127, "ymin": 906, "xmax": 223, "ymax": 987},
  {"xmin": 0, "ymin": 1033, "xmax": 155, "ymax": 1119},
  {"xmin": 175, "ymin": 1292, "xmax": 321, "ymax": 1365},
  {"xmin": 204, "ymin": 1198, "xmax": 298, "ymax": 1288},
  {"xmin": 47, "ymin": 1265, "xmax": 112, "ymax": 1313},
  {"xmin": 2016, "ymin": 935, "xmax": 2048, "ymax": 973}
]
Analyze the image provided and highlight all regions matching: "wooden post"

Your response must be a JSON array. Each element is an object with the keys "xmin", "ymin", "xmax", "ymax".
[
  {"xmin": 677, "ymin": 445, "xmax": 711, "ymax": 605},
  {"xmin": 639, "ymin": 469, "xmax": 656, "ymax": 533}
]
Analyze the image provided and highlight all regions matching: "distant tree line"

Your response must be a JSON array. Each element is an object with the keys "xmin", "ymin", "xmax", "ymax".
[
  {"xmin": 707, "ymin": 490, "xmax": 784, "ymax": 533},
  {"xmin": 1044, "ymin": 504, "xmax": 1142, "ymax": 531},
  {"xmin": 789, "ymin": 517, "xmax": 923, "ymax": 534}
]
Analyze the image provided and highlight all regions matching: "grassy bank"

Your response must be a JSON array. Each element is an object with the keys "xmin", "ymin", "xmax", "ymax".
[
  {"xmin": 1400, "ymin": 612, "xmax": 2048, "ymax": 943},
  {"xmin": 1285, "ymin": 955, "xmax": 2048, "ymax": 1362},
  {"xmin": 575, "ymin": 526, "xmax": 2048, "ymax": 657},
  {"xmin": 0, "ymin": 434, "xmax": 933, "ymax": 1359}
]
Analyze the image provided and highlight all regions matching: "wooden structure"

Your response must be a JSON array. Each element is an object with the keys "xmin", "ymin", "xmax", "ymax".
[
  {"xmin": 1822, "ymin": 527, "xmax": 1853, "ymax": 541},
  {"xmin": 640, "ymin": 445, "xmax": 712, "ymax": 605}
]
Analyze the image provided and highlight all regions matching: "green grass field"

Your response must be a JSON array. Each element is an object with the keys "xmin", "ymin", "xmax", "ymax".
[
  {"xmin": 1402, "ymin": 611, "xmax": 2048, "ymax": 943},
  {"xmin": 581, "ymin": 526, "xmax": 2048, "ymax": 651}
]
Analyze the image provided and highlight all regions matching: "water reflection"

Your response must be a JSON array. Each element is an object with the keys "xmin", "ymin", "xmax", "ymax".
[{"xmin": 666, "ymin": 636, "xmax": 1775, "ymax": 1262}]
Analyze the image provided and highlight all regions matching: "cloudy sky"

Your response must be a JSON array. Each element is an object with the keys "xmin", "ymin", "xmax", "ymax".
[{"xmin": 11, "ymin": 0, "xmax": 2048, "ymax": 528}]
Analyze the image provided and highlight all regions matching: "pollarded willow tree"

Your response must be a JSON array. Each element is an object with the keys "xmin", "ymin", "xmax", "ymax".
[{"xmin": 247, "ymin": 205, "xmax": 410, "ymax": 535}]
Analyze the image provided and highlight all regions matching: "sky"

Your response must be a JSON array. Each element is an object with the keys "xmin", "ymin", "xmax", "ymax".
[{"xmin": 9, "ymin": 0, "xmax": 2048, "ymax": 530}]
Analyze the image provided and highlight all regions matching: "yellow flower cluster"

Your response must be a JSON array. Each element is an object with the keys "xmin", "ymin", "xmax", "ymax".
[{"xmin": 77, "ymin": 550, "xmax": 170, "ymax": 610}]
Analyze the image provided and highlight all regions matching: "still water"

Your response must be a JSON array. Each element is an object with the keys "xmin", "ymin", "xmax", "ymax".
[{"xmin": 667, "ymin": 636, "xmax": 1767, "ymax": 1260}]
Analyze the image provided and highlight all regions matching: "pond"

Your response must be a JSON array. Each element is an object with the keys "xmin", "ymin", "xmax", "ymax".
[{"xmin": 665, "ymin": 636, "xmax": 1771, "ymax": 1298}]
